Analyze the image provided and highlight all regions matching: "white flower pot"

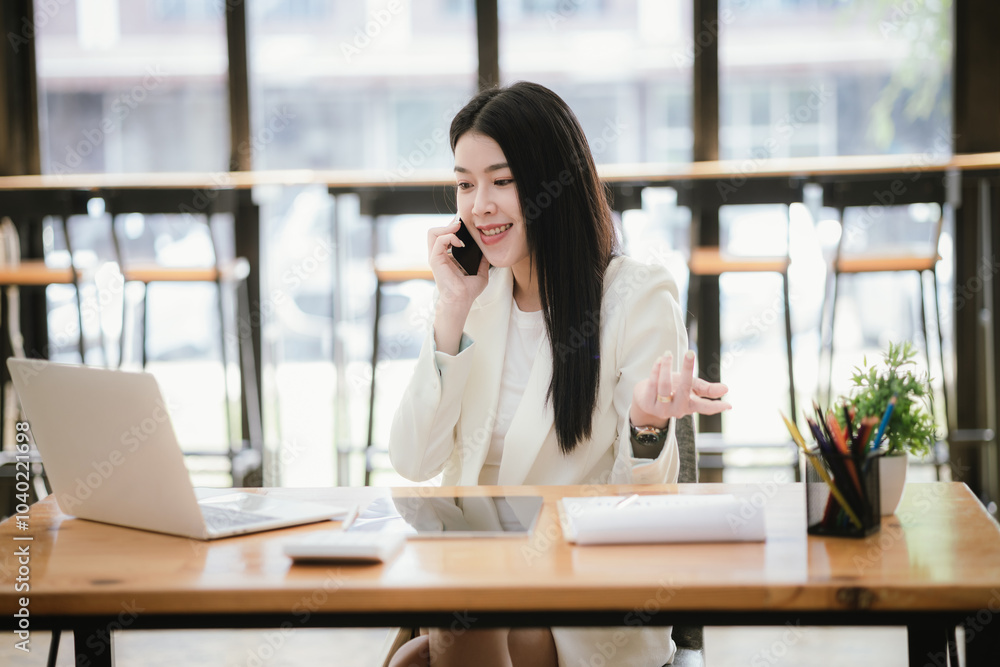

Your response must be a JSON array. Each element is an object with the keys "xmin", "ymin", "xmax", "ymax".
[{"xmin": 879, "ymin": 452, "xmax": 908, "ymax": 516}]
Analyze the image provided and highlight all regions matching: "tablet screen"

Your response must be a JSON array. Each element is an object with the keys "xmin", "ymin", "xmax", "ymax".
[{"xmin": 345, "ymin": 495, "xmax": 544, "ymax": 538}]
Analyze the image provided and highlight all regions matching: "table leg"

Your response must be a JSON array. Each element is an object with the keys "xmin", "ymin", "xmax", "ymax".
[
  {"xmin": 964, "ymin": 615, "xmax": 1000, "ymax": 667},
  {"xmin": 46, "ymin": 629, "xmax": 61, "ymax": 667},
  {"xmin": 907, "ymin": 621, "xmax": 949, "ymax": 667},
  {"xmin": 73, "ymin": 622, "xmax": 115, "ymax": 667}
]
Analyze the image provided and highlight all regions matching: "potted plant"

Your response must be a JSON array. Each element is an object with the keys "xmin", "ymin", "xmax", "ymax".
[{"xmin": 839, "ymin": 341, "xmax": 937, "ymax": 515}]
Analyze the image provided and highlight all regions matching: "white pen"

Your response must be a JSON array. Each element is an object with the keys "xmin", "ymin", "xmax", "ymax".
[
  {"xmin": 616, "ymin": 493, "xmax": 640, "ymax": 510},
  {"xmin": 340, "ymin": 504, "xmax": 360, "ymax": 530}
]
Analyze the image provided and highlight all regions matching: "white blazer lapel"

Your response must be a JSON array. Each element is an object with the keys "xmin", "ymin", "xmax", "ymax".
[{"xmin": 497, "ymin": 333, "xmax": 554, "ymax": 485}]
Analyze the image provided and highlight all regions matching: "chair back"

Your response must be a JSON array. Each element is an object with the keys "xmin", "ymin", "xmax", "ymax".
[
  {"xmin": 672, "ymin": 413, "xmax": 705, "ymax": 659},
  {"xmin": 676, "ymin": 414, "xmax": 698, "ymax": 484},
  {"xmin": 824, "ymin": 177, "xmax": 947, "ymax": 265}
]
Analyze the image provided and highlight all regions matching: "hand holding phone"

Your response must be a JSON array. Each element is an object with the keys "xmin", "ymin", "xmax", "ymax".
[{"xmin": 450, "ymin": 219, "xmax": 484, "ymax": 276}]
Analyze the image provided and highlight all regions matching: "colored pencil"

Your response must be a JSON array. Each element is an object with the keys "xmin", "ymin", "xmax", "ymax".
[
  {"xmin": 870, "ymin": 395, "xmax": 898, "ymax": 454},
  {"xmin": 781, "ymin": 412, "xmax": 863, "ymax": 530}
]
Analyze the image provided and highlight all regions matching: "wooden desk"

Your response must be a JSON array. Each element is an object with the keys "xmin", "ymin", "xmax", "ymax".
[{"xmin": 2, "ymin": 483, "xmax": 999, "ymax": 666}]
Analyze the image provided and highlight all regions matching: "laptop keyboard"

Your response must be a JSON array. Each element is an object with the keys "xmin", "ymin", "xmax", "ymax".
[{"xmin": 200, "ymin": 504, "xmax": 279, "ymax": 532}]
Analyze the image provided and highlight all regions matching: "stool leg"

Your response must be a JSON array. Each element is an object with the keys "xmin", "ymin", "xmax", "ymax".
[
  {"xmin": 91, "ymin": 283, "xmax": 111, "ymax": 368},
  {"xmin": 946, "ymin": 624, "xmax": 960, "ymax": 667},
  {"xmin": 916, "ymin": 269, "xmax": 944, "ymax": 481},
  {"xmin": 685, "ymin": 272, "xmax": 700, "ymax": 352},
  {"xmin": 825, "ymin": 272, "xmax": 841, "ymax": 405},
  {"xmin": 782, "ymin": 271, "xmax": 796, "ymax": 422},
  {"xmin": 782, "ymin": 271, "xmax": 800, "ymax": 482},
  {"xmin": 236, "ymin": 277, "xmax": 263, "ymax": 452},
  {"xmin": 140, "ymin": 284, "xmax": 148, "ymax": 369},
  {"xmin": 685, "ymin": 275, "xmax": 695, "ymax": 337},
  {"xmin": 932, "ymin": 266, "xmax": 950, "ymax": 479},
  {"xmin": 818, "ymin": 266, "xmax": 832, "ymax": 400},
  {"xmin": 60, "ymin": 216, "xmax": 87, "ymax": 363},
  {"xmin": 118, "ymin": 282, "xmax": 129, "ymax": 368},
  {"xmin": 917, "ymin": 269, "xmax": 934, "ymax": 394},
  {"xmin": 73, "ymin": 283, "xmax": 86, "ymax": 363},
  {"xmin": 365, "ymin": 280, "xmax": 383, "ymax": 487},
  {"xmin": 46, "ymin": 628, "xmax": 60, "ymax": 667},
  {"xmin": 215, "ymin": 279, "xmax": 236, "ymax": 455}
]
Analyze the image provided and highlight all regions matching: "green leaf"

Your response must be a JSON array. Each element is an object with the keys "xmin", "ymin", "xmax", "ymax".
[{"xmin": 837, "ymin": 341, "xmax": 937, "ymax": 457}]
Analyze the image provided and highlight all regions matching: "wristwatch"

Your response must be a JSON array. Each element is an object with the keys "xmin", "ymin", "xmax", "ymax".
[{"xmin": 629, "ymin": 419, "xmax": 669, "ymax": 459}]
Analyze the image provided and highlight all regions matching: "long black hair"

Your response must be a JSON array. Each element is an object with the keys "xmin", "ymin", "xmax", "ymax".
[{"xmin": 449, "ymin": 81, "xmax": 618, "ymax": 454}]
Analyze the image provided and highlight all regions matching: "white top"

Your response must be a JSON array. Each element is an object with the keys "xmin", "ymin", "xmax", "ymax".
[{"xmin": 478, "ymin": 300, "xmax": 546, "ymax": 485}]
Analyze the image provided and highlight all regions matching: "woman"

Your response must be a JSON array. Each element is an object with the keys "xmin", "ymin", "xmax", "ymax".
[{"xmin": 388, "ymin": 82, "xmax": 730, "ymax": 667}]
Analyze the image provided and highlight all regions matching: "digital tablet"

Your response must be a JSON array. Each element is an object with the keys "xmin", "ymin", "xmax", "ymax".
[{"xmin": 345, "ymin": 495, "xmax": 544, "ymax": 539}]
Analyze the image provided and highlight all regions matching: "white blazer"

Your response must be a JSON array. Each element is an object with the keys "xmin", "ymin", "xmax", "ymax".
[{"xmin": 390, "ymin": 255, "xmax": 687, "ymax": 488}]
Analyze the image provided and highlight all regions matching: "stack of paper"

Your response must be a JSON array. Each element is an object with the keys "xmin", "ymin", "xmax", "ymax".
[{"xmin": 558, "ymin": 494, "xmax": 766, "ymax": 545}]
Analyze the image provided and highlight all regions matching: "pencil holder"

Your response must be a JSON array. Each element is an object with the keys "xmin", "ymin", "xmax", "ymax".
[{"xmin": 805, "ymin": 451, "xmax": 881, "ymax": 538}]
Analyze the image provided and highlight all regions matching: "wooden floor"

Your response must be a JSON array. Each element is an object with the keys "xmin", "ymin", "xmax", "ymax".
[{"xmin": 2, "ymin": 626, "xmax": 925, "ymax": 666}]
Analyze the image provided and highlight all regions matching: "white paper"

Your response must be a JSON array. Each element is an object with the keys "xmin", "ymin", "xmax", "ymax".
[{"xmin": 559, "ymin": 494, "xmax": 765, "ymax": 545}]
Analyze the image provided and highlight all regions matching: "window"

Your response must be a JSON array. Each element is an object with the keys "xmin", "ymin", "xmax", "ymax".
[
  {"xmin": 36, "ymin": 0, "xmax": 229, "ymax": 173},
  {"xmin": 719, "ymin": 0, "xmax": 953, "ymax": 158},
  {"xmin": 499, "ymin": 0, "xmax": 694, "ymax": 164},
  {"xmin": 248, "ymin": 0, "xmax": 477, "ymax": 170},
  {"xmin": 151, "ymin": 0, "xmax": 221, "ymax": 21}
]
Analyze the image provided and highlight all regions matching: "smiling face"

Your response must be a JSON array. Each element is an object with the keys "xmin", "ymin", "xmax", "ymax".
[{"xmin": 453, "ymin": 132, "xmax": 531, "ymax": 275}]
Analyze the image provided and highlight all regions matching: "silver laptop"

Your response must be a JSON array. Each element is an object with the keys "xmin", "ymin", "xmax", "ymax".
[{"xmin": 7, "ymin": 358, "xmax": 351, "ymax": 540}]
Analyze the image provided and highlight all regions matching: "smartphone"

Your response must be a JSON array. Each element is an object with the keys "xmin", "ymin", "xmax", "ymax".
[{"xmin": 451, "ymin": 219, "xmax": 483, "ymax": 276}]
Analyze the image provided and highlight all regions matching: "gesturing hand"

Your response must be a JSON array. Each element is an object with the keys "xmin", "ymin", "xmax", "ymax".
[{"xmin": 631, "ymin": 350, "xmax": 731, "ymax": 428}]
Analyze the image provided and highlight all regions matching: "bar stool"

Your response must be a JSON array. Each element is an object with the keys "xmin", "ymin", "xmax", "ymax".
[
  {"xmin": 682, "ymin": 179, "xmax": 803, "ymax": 425},
  {"xmin": 687, "ymin": 246, "xmax": 795, "ymax": 418},
  {"xmin": 104, "ymin": 190, "xmax": 262, "ymax": 485},
  {"xmin": 820, "ymin": 177, "xmax": 950, "ymax": 476},
  {"xmin": 0, "ymin": 216, "xmax": 80, "ymax": 448}
]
